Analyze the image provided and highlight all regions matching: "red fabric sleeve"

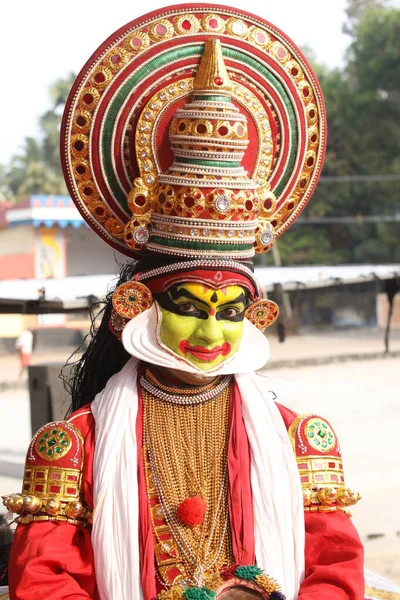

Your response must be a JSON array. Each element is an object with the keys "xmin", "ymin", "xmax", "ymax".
[
  {"xmin": 276, "ymin": 402, "xmax": 365, "ymax": 598},
  {"xmin": 8, "ymin": 406, "xmax": 97, "ymax": 600},
  {"xmin": 8, "ymin": 522, "xmax": 98, "ymax": 600},
  {"xmin": 299, "ymin": 512, "xmax": 365, "ymax": 599}
]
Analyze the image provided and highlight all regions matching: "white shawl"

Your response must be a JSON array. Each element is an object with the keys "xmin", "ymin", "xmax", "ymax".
[{"xmin": 91, "ymin": 358, "xmax": 305, "ymax": 600}]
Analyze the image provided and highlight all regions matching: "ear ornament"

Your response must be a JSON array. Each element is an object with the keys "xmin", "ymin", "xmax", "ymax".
[
  {"xmin": 112, "ymin": 281, "xmax": 153, "ymax": 320},
  {"xmin": 245, "ymin": 299, "xmax": 279, "ymax": 331}
]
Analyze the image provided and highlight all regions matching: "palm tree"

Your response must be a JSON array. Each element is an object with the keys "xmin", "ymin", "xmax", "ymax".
[{"xmin": 3, "ymin": 73, "xmax": 75, "ymax": 202}]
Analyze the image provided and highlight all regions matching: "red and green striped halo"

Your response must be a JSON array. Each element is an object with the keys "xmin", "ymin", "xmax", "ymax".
[{"xmin": 61, "ymin": 3, "xmax": 326, "ymax": 258}]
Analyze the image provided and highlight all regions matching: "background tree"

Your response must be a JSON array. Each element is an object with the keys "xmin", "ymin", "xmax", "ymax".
[
  {"xmin": 259, "ymin": 0, "xmax": 400, "ymax": 266},
  {"xmin": 0, "ymin": 72, "xmax": 75, "ymax": 201}
]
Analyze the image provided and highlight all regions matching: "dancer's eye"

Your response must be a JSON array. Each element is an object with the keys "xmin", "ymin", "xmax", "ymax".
[
  {"xmin": 178, "ymin": 302, "xmax": 199, "ymax": 314},
  {"xmin": 219, "ymin": 307, "xmax": 239, "ymax": 318}
]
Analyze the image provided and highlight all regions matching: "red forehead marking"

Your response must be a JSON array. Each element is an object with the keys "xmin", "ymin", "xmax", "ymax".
[
  {"xmin": 209, "ymin": 309, "xmax": 216, "ymax": 316},
  {"xmin": 201, "ymin": 284, "xmax": 213, "ymax": 294}
]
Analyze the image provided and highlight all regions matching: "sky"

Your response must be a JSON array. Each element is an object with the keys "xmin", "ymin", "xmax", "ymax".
[{"xmin": 0, "ymin": 0, "xmax": 356, "ymax": 165}]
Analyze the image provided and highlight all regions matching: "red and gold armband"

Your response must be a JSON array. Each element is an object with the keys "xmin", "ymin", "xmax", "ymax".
[
  {"xmin": 2, "ymin": 421, "xmax": 92, "ymax": 527},
  {"xmin": 288, "ymin": 414, "xmax": 361, "ymax": 515}
]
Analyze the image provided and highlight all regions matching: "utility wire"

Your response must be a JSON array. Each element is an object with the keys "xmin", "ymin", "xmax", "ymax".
[{"xmin": 319, "ymin": 174, "xmax": 400, "ymax": 182}]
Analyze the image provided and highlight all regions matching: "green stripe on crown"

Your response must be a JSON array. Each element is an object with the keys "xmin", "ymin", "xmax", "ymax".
[
  {"xmin": 192, "ymin": 94, "xmax": 231, "ymax": 102},
  {"xmin": 175, "ymin": 157, "xmax": 242, "ymax": 168},
  {"xmin": 149, "ymin": 235, "xmax": 253, "ymax": 252}
]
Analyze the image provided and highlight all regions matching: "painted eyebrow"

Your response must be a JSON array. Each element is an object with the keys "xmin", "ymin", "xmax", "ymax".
[
  {"xmin": 218, "ymin": 293, "xmax": 247, "ymax": 308},
  {"xmin": 169, "ymin": 287, "xmax": 210, "ymax": 308}
]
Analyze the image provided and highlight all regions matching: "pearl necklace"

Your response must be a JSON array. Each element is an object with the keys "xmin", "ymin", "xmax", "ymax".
[{"xmin": 140, "ymin": 371, "xmax": 232, "ymax": 405}]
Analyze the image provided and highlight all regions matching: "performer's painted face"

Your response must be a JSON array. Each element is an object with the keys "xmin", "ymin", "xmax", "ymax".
[{"xmin": 157, "ymin": 282, "xmax": 247, "ymax": 370}]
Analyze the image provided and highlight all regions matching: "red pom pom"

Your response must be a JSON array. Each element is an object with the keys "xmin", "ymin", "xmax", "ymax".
[
  {"xmin": 176, "ymin": 496, "xmax": 207, "ymax": 527},
  {"xmin": 220, "ymin": 563, "xmax": 240, "ymax": 581}
]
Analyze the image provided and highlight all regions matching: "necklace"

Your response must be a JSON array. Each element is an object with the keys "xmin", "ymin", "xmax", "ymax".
[
  {"xmin": 145, "ymin": 368, "xmax": 218, "ymax": 394},
  {"xmin": 142, "ymin": 373, "xmax": 234, "ymax": 587},
  {"xmin": 141, "ymin": 369, "xmax": 232, "ymax": 405}
]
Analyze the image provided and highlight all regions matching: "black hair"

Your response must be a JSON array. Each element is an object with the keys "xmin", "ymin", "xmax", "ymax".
[
  {"xmin": 63, "ymin": 262, "xmax": 135, "ymax": 415},
  {"xmin": 0, "ymin": 516, "xmax": 13, "ymax": 586},
  {"xmin": 62, "ymin": 254, "xmax": 255, "ymax": 415}
]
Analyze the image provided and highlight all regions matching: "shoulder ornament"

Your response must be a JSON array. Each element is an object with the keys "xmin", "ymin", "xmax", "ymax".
[
  {"xmin": 2, "ymin": 421, "xmax": 92, "ymax": 527},
  {"xmin": 288, "ymin": 414, "xmax": 361, "ymax": 515}
]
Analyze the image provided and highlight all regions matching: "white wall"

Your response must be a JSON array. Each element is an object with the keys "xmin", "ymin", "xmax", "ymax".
[
  {"xmin": 0, "ymin": 225, "xmax": 33, "ymax": 255},
  {"xmin": 65, "ymin": 227, "xmax": 129, "ymax": 277}
]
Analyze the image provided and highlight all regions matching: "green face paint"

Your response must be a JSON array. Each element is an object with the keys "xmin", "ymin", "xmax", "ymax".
[{"xmin": 158, "ymin": 282, "xmax": 247, "ymax": 371}]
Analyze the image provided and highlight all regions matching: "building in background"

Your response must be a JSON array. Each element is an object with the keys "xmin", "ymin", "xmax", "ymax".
[
  {"xmin": 0, "ymin": 196, "xmax": 125, "ymax": 343},
  {"xmin": 0, "ymin": 195, "xmax": 125, "ymax": 280},
  {"xmin": 0, "ymin": 197, "xmax": 399, "ymax": 349}
]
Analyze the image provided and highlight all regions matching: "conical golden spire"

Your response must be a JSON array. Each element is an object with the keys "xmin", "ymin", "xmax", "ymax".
[{"xmin": 193, "ymin": 39, "xmax": 232, "ymax": 92}]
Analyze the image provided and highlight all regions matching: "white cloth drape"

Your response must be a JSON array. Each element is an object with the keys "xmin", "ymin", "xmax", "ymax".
[
  {"xmin": 91, "ymin": 359, "xmax": 144, "ymax": 600},
  {"xmin": 91, "ymin": 358, "xmax": 305, "ymax": 600},
  {"xmin": 237, "ymin": 373, "xmax": 305, "ymax": 600}
]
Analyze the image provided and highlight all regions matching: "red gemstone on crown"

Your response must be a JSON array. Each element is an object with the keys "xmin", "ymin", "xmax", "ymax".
[
  {"xmin": 214, "ymin": 76, "xmax": 224, "ymax": 86},
  {"xmin": 156, "ymin": 24, "xmax": 167, "ymax": 36}
]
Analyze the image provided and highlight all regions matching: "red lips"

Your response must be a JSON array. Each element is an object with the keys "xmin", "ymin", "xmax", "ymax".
[{"xmin": 178, "ymin": 340, "xmax": 231, "ymax": 362}]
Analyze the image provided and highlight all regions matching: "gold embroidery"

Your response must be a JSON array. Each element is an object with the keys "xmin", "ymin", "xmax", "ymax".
[
  {"xmin": 2, "ymin": 421, "xmax": 90, "ymax": 527},
  {"xmin": 289, "ymin": 415, "xmax": 361, "ymax": 512},
  {"xmin": 365, "ymin": 585, "xmax": 400, "ymax": 600},
  {"xmin": 148, "ymin": 19, "xmax": 174, "ymax": 42},
  {"xmin": 297, "ymin": 456, "xmax": 344, "ymax": 487},
  {"xmin": 22, "ymin": 465, "xmax": 81, "ymax": 501},
  {"xmin": 35, "ymin": 425, "xmax": 73, "ymax": 461}
]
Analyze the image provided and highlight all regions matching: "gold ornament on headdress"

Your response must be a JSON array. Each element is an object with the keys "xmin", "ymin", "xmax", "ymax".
[
  {"xmin": 124, "ymin": 38, "xmax": 276, "ymax": 260},
  {"xmin": 62, "ymin": 5, "xmax": 327, "ymax": 260},
  {"xmin": 193, "ymin": 38, "xmax": 232, "ymax": 91}
]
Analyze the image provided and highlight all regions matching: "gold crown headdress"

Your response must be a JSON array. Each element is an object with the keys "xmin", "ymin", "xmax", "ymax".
[{"xmin": 61, "ymin": 5, "xmax": 326, "ymax": 261}]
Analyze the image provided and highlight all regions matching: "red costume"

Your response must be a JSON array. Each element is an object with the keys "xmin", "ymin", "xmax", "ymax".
[
  {"xmin": 3, "ymin": 4, "xmax": 387, "ymax": 599},
  {"xmin": 8, "ymin": 385, "xmax": 364, "ymax": 599}
]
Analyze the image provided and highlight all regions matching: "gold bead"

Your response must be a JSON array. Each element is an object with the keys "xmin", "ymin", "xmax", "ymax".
[
  {"xmin": 23, "ymin": 495, "xmax": 42, "ymax": 514},
  {"xmin": 302, "ymin": 488, "xmax": 312, "ymax": 506},
  {"xmin": 336, "ymin": 488, "xmax": 361, "ymax": 507},
  {"xmin": 45, "ymin": 498, "xmax": 62, "ymax": 516},
  {"xmin": 317, "ymin": 487, "xmax": 337, "ymax": 505},
  {"xmin": 3, "ymin": 494, "xmax": 24, "ymax": 513},
  {"xmin": 65, "ymin": 500, "xmax": 83, "ymax": 519}
]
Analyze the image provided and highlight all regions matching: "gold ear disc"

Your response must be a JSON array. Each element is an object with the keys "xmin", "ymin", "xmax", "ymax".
[
  {"xmin": 245, "ymin": 299, "xmax": 279, "ymax": 331},
  {"xmin": 112, "ymin": 281, "xmax": 153, "ymax": 319}
]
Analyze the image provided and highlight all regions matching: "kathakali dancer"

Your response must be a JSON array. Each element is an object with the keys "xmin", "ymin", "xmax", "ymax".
[{"xmin": 3, "ymin": 5, "xmax": 400, "ymax": 600}]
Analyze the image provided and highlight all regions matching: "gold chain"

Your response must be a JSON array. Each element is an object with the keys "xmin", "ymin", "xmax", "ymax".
[
  {"xmin": 142, "ymin": 379, "xmax": 234, "ymax": 586},
  {"xmin": 145, "ymin": 368, "xmax": 218, "ymax": 395}
]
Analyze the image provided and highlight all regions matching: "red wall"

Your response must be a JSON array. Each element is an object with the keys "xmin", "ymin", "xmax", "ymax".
[{"xmin": 0, "ymin": 253, "xmax": 35, "ymax": 280}]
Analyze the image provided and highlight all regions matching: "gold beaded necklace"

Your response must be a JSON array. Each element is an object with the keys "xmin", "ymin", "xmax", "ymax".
[{"xmin": 142, "ymin": 370, "xmax": 234, "ymax": 587}]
